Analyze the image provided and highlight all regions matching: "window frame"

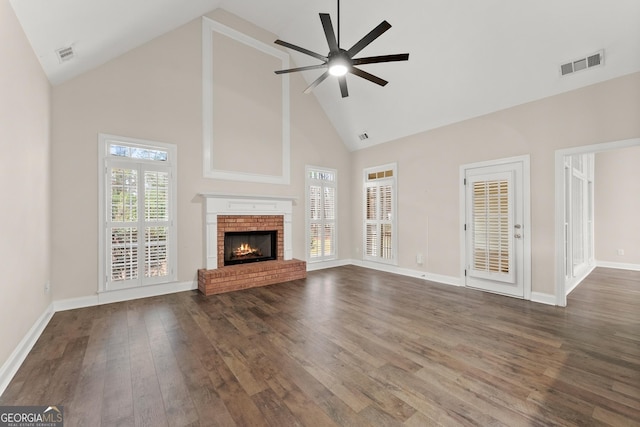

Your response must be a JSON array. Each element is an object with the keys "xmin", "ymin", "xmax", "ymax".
[
  {"xmin": 363, "ymin": 163, "xmax": 398, "ymax": 265},
  {"xmin": 98, "ymin": 133, "xmax": 177, "ymax": 292},
  {"xmin": 305, "ymin": 165, "xmax": 338, "ymax": 263}
]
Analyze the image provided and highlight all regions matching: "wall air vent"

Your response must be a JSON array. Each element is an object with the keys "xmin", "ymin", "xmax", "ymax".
[
  {"xmin": 358, "ymin": 132, "xmax": 369, "ymax": 141},
  {"xmin": 56, "ymin": 46, "xmax": 76, "ymax": 63},
  {"xmin": 560, "ymin": 50, "xmax": 604, "ymax": 76}
]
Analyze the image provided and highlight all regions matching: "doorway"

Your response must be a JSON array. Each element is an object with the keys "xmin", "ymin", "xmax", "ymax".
[{"xmin": 554, "ymin": 138, "xmax": 640, "ymax": 306}]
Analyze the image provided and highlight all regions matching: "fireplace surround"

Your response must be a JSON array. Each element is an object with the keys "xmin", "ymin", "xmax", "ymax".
[{"xmin": 198, "ymin": 193, "xmax": 306, "ymax": 295}]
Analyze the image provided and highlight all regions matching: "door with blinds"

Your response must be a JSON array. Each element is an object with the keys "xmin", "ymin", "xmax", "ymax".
[
  {"xmin": 364, "ymin": 165, "xmax": 396, "ymax": 265},
  {"xmin": 106, "ymin": 161, "xmax": 172, "ymax": 290},
  {"xmin": 464, "ymin": 161, "xmax": 525, "ymax": 298}
]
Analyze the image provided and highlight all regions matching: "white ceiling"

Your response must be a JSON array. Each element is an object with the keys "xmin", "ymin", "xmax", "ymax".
[{"xmin": 10, "ymin": 0, "xmax": 640, "ymax": 151}]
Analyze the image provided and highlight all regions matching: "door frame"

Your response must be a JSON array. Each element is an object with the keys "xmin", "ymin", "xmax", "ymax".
[
  {"xmin": 460, "ymin": 155, "xmax": 531, "ymax": 300},
  {"xmin": 554, "ymin": 138, "xmax": 640, "ymax": 306}
]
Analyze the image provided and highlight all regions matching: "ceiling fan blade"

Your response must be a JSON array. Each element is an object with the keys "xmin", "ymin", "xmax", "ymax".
[
  {"xmin": 303, "ymin": 71, "xmax": 330, "ymax": 94},
  {"xmin": 319, "ymin": 13, "xmax": 339, "ymax": 53},
  {"xmin": 275, "ymin": 64, "xmax": 327, "ymax": 75},
  {"xmin": 352, "ymin": 53, "xmax": 409, "ymax": 66},
  {"xmin": 350, "ymin": 66, "xmax": 388, "ymax": 87},
  {"xmin": 274, "ymin": 39, "xmax": 327, "ymax": 62},
  {"xmin": 346, "ymin": 20, "xmax": 392, "ymax": 57},
  {"xmin": 338, "ymin": 76, "xmax": 349, "ymax": 98}
]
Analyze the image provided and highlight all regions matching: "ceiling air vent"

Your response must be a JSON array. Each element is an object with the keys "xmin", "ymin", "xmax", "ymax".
[
  {"xmin": 587, "ymin": 52, "xmax": 602, "ymax": 67},
  {"xmin": 358, "ymin": 132, "xmax": 369, "ymax": 141},
  {"xmin": 56, "ymin": 46, "xmax": 76, "ymax": 63},
  {"xmin": 560, "ymin": 50, "xmax": 604, "ymax": 76}
]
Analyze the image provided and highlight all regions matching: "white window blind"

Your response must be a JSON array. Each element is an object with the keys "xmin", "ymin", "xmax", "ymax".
[
  {"xmin": 306, "ymin": 167, "xmax": 337, "ymax": 261},
  {"xmin": 364, "ymin": 164, "xmax": 397, "ymax": 264},
  {"xmin": 99, "ymin": 134, "xmax": 177, "ymax": 291},
  {"xmin": 472, "ymin": 179, "xmax": 510, "ymax": 274}
]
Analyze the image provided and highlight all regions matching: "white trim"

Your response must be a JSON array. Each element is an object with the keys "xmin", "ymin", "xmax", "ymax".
[
  {"xmin": 53, "ymin": 295, "xmax": 99, "ymax": 312},
  {"xmin": 199, "ymin": 192, "xmax": 297, "ymax": 202},
  {"xmin": 554, "ymin": 138, "xmax": 640, "ymax": 306},
  {"xmin": 54, "ymin": 281, "xmax": 197, "ymax": 312},
  {"xmin": 306, "ymin": 259, "xmax": 352, "ymax": 271},
  {"xmin": 98, "ymin": 280, "xmax": 196, "ymax": 306},
  {"xmin": 459, "ymin": 155, "xmax": 532, "ymax": 300},
  {"xmin": 0, "ymin": 303, "xmax": 54, "ymax": 396},
  {"xmin": 202, "ymin": 17, "xmax": 290, "ymax": 185},
  {"xmin": 596, "ymin": 261, "xmax": 640, "ymax": 272},
  {"xmin": 566, "ymin": 264, "xmax": 596, "ymax": 295},
  {"xmin": 530, "ymin": 292, "xmax": 557, "ymax": 306},
  {"xmin": 352, "ymin": 259, "xmax": 463, "ymax": 287}
]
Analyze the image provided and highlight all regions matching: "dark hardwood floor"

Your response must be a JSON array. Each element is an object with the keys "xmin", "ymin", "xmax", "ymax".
[{"xmin": 1, "ymin": 266, "xmax": 639, "ymax": 426}]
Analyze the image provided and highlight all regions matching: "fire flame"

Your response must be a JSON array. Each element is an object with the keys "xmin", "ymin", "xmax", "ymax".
[{"xmin": 233, "ymin": 243, "xmax": 261, "ymax": 257}]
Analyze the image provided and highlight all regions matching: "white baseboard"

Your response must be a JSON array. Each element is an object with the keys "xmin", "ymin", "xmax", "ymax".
[
  {"xmin": 565, "ymin": 264, "xmax": 597, "ymax": 296},
  {"xmin": 531, "ymin": 292, "xmax": 556, "ymax": 305},
  {"xmin": 306, "ymin": 258, "xmax": 352, "ymax": 271},
  {"xmin": 0, "ymin": 303, "xmax": 55, "ymax": 396},
  {"xmin": 54, "ymin": 280, "xmax": 197, "ymax": 312},
  {"xmin": 596, "ymin": 260, "xmax": 640, "ymax": 272},
  {"xmin": 98, "ymin": 280, "xmax": 197, "ymax": 306},
  {"xmin": 53, "ymin": 295, "xmax": 99, "ymax": 312},
  {"xmin": 349, "ymin": 259, "xmax": 463, "ymax": 287}
]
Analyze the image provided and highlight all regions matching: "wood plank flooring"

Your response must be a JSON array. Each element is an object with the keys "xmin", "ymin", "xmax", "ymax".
[{"xmin": 1, "ymin": 265, "xmax": 639, "ymax": 426}]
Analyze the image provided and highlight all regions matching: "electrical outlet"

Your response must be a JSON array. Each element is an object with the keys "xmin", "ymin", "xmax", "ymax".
[
  {"xmin": 44, "ymin": 281, "xmax": 50, "ymax": 294},
  {"xmin": 617, "ymin": 249, "xmax": 625, "ymax": 256}
]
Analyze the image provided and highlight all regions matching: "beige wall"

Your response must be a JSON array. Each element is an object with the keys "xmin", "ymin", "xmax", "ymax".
[
  {"xmin": 595, "ymin": 146, "xmax": 640, "ymax": 266},
  {"xmin": 351, "ymin": 72, "xmax": 640, "ymax": 295},
  {"xmin": 51, "ymin": 9, "xmax": 349, "ymax": 300},
  {"xmin": 0, "ymin": 2, "xmax": 51, "ymax": 370},
  {"xmin": 36, "ymin": 5, "xmax": 640, "ymax": 307}
]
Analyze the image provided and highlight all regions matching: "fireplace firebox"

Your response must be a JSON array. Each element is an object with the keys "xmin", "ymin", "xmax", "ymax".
[{"xmin": 224, "ymin": 230, "xmax": 277, "ymax": 266}]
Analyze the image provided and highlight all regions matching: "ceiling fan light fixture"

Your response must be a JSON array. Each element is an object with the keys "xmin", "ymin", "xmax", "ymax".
[{"xmin": 329, "ymin": 61, "xmax": 349, "ymax": 76}]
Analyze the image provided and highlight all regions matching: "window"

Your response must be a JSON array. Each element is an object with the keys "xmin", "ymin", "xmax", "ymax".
[
  {"xmin": 472, "ymin": 179, "xmax": 510, "ymax": 274},
  {"xmin": 364, "ymin": 163, "xmax": 397, "ymax": 264},
  {"xmin": 99, "ymin": 134, "xmax": 177, "ymax": 291},
  {"xmin": 306, "ymin": 166, "xmax": 337, "ymax": 262}
]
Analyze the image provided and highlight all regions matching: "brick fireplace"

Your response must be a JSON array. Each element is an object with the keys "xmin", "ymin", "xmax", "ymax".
[{"xmin": 198, "ymin": 193, "xmax": 306, "ymax": 296}]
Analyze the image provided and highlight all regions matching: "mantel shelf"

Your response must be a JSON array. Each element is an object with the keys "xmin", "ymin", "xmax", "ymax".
[{"xmin": 199, "ymin": 192, "xmax": 297, "ymax": 203}]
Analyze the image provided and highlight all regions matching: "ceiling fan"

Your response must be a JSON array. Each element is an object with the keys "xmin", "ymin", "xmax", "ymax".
[{"xmin": 274, "ymin": 0, "xmax": 409, "ymax": 98}]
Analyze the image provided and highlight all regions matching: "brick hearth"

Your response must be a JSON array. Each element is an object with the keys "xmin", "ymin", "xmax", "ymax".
[
  {"xmin": 198, "ymin": 213, "xmax": 306, "ymax": 296},
  {"xmin": 198, "ymin": 259, "xmax": 306, "ymax": 296}
]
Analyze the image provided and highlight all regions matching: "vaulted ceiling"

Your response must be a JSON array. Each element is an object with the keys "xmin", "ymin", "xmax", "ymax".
[{"xmin": 10, "ymin": 0, "xmax": 640, "ymax": 151}]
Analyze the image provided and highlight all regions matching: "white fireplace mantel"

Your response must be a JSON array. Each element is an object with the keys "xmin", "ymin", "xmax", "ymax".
[{"xmin": 200, "ymin": 193, "xmax": 296, "ymax": 269}]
